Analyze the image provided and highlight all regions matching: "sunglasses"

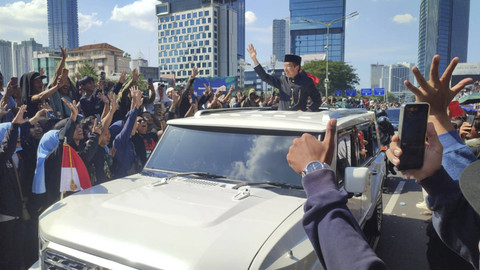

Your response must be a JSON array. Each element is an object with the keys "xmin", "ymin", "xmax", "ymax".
[{"xmin": 137, "ymin": 119, "xmax": 147, "ymax": 123}]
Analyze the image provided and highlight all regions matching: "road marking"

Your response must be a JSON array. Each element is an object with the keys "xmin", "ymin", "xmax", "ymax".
[{"xmin": 383, "ymin": 180, "xmax": 405, "ymax": 214}]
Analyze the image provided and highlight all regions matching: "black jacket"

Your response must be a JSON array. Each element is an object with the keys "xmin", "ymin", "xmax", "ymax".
[
  {"xmin": 254, "ymin": 64, "xmax": 321, "ymax": 111},
  {"xmin": 0, "ymin": 124, "xmax": 22, "ymax": 218}
]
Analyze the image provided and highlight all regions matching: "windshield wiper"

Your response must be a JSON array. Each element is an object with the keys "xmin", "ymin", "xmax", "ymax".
[
  {"xmin": 166, "ymin": 172, "xmax": 227, "ymax": 181},
  {"xmin": 233, "ymin": 181, "xmax": 303, "ymax": 190}
]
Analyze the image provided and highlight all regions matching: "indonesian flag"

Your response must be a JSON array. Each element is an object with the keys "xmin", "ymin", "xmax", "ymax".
[{"xmin": 60, "ymin": 143, "xmax": 92, "ymax": 192}]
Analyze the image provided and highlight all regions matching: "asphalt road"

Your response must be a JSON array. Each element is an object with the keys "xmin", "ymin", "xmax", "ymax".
[{"xmin": 375, "ymin": 173, "xmax": 432, "ymax": 270}]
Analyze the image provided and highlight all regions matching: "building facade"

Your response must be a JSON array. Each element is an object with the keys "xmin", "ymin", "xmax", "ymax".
[
  {"xmin": 33, "ymin": 52, "xmax": 62, "ymax": 84},
  {"xmin": 0, "ymin": 40, "xmax": 13, "ymax": 86},
  {"xmin": 156, "ymin": 0, "xmax": 244, "ymax": 81},
  {"xmin": 370, "ymin": 64, "xmax": 385, "ymax": 89},
  {"xmin": 417, "ymin": 0, "xmax": 470, "ymax": 80},
  {"xmin": 13, "ymin": 38, "xmax": 44, "ymax": 77},
  {"xmin": 47, "ymin": 0, "xmax": 79, "ymax": 50},
  {"xmin": 289, "ymin": 0, "xmax": 346, "ymax": 61},
  {"xmin": 272, "ymin": 18, "xmax": 290, "ymax": 62},
  {"xmin": 66, "ymin": 43, "xmax": 131, "ymax": 77}
]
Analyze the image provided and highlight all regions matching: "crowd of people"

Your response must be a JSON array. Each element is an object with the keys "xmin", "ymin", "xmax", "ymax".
[{"xmin": 0, "ymin": 41, "xmax": 479, "ymax": 270}]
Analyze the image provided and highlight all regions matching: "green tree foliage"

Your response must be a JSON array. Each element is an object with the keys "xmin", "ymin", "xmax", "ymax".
[
  {"xmin": 302, "ymin": 60, "xmax": 360, "ymax": 97},
  {"xmin": 77, "ymin": 61, "xmax": 98, "ymax": 81}
]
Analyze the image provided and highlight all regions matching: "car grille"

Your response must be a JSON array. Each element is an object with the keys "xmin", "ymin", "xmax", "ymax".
[{"xmin": 43, "ymin": 249, "xmax": 110, "ymax": 270}]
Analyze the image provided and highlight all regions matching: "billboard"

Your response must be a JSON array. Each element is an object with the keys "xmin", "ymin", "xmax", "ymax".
[
  {"xmin": 345, "ymin": 89, "xmax": 357, "ymax": 97},
  {"xmin": 193, "ymin": 76, "xmax": 236, "ymax": 96},
  {"xmin": 361, "ymin": 88, "xmax": 372, "ymax": 96}
]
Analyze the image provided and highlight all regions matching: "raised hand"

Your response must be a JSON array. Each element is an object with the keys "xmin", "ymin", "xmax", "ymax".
[
  {"xmin": 191, "ymin": 66, "xmax": 199, "ymax": 78},
  {"xmin": 405, "ymin": 55, "xmax": 472, "ymax": 116},
  {"xmin": 287, "ymin": 119, "xmax": 337, "ymax": 174},
  {"xmin": 119, "ymin": 70, "xmax": 127, "ymax": 84},
  {"xmin": 75, "ymin": 72, "xmax": 81, "ymax": 82},
  {"xmin": 132, "ymin": 69, "xmax": 139, "ymax": 82},
  {"xmin": 40, "ymin": 67, "xmax": 45, "ymax": 76},
  {"xmin": 109, "ymin": 92, "xmax": 118, "ymax": 112},
  {"xmin": 29, "ymin": 108, "xmax": 48, "ymax": 124},
  {"xmin": 228, "ymin": 85, "xmax": 234, "ymax": 94},
  {"xmin": 0, "ymin": 103, "xmax": 11, "ymax": 119},
  {"xmin": 92, "ymin": 120, "xmax": 102, "ymax": 135},
  {"xmin": 386, "ymin": 122, "xmax": 443, "ymax": 181},
  {"xmin": 61, "ymin": 98, "xmax": 79, "ymax": 120},
  {"xmin": 12, "ymin": 105, "xmax": 29, "ymax": 125},
  {"xmin": 59, "ymin": 45, "xmax": 67, "ymax": 59}
]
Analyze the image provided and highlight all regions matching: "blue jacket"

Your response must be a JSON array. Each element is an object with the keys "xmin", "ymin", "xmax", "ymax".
[
  {"xmin": 302, "ymin": 169, "xmax": 388, "ymax": 270},
  {"xmin": 419, "ymin": 168, "xmax": 480, "ymax": 269},
  {"xmin": 112, "ymin": 107, "xmax": 140, "ymax": 178}
]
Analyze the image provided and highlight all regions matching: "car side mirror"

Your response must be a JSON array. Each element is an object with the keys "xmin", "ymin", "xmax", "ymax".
[{"xmin": 344, "ymin": 167, "xmax": 368, "ymax": 194}]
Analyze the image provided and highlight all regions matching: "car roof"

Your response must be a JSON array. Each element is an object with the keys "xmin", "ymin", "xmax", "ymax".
[{"xmin": 167, "ymin": 108, "xmax": 376, "ymax": 133}]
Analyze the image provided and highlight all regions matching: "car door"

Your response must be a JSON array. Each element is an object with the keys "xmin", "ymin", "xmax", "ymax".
[{"xmin": 355, "ymin": 122, "xmax": 386, "ymax": 225}]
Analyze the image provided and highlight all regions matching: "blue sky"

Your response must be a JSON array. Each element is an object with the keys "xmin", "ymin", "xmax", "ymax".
[{"xmin": 0, "ymin": 0, "xmax": 478, "ymax": 88}]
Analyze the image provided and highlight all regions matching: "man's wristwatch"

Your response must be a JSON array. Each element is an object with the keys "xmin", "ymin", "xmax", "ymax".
[{"xmin": 302, "ymin": 161, "xmax": 329, "ymax": 177}]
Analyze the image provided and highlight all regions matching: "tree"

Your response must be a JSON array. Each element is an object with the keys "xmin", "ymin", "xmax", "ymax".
[
  {"xmin": 77, "ymin": 61, "xmax": 98, "ymax": 81},
  {"xmin": 302, "ymin": 60, "xmax": 360, "ymax": 97}
]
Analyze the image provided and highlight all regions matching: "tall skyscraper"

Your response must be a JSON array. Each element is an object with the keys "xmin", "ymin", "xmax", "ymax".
[
  {"xmin": 155, "ymin": 0, "xmax": 244, "ymax": 81},
  {"xmin": 47, "ymin": 0, "xmax": 79, "ymax": 50},
  {"xmin": 370, "ymin": 64, "xmax": 385, "ymax": 89},
  {"xmin": 272, "ymin": 18, "xmax": 290, "ymax": 62},
  {"xmin": 0, "ymin": 40, "xmax": 13, "ymax": 86},
  {"xmin": 289, "ymin": 0, "xmax": 346, "ymax": 61},
  {"xmin": 417, "ymin": 0, "xmax": 470, "ymax": 80}
]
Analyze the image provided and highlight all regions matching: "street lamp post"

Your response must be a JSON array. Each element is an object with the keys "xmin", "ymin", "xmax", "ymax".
[{"xmin": 302, "ymin": 11, "xmax": 359, "ymax": 99}]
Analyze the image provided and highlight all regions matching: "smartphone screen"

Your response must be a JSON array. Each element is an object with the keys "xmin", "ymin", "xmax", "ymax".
[
  {"xmin": 467, "ymin": 115, "xmax": 475, "ymax": 125},
  {"xmin": 11, "ymin": 77, "xmax": 18, "ymax": 86},
  {"xmin": 397, "ymin": 103, "xmax": 430, "ymax": 170}
]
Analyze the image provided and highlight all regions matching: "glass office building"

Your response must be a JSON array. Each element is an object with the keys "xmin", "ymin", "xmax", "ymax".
[
  {"xmin": 47, "ymin": 0, "xmax": 79, "ymax": 50},
  {"xmin": 156, "ymin": 0, "xmax": 244, "ymax": 80},
  {"xmin": 417, "ymin": 0, "xmax": 470, "ymax": 80},
  {"xmin": 289, "ymin": 0, "xmax": 346, "ymax": 61},
  {"xmin": 272, "ymin": 18, "xmax": 290, "ymax": 62}
]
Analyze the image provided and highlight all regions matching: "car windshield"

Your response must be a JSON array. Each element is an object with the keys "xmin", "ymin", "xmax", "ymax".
[
  {"xmin": 386, "ymin": 109, "xmax": 400, "ymax": 121},
  {"xmin": 145, "ymin": 125, "xmax": 321, "ymax": 186}
]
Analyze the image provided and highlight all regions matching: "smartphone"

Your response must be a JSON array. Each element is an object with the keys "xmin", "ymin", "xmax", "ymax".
[
  {"xmin": 10, "ymin": 77, "xmax": 18, "ymax": 87},
  {"xmin": 148, "ymin": 78, "xmax": 153, "ymax": 85},
  {"xmin": 467, "ymin": 115, "xmax": 475, "ymax": 126},
  {"xmin": 47, "ymin": 111, "xmax": 59, "ymax": 119},
  {"xmin": 397, "ymin": 102, "xmax": 430, "ymax": 170}
]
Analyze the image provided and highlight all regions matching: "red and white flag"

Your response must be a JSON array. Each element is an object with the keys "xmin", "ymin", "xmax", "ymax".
[{"xmin": 60, "ymin": 143, "xmax": 92, "ymax": 192}]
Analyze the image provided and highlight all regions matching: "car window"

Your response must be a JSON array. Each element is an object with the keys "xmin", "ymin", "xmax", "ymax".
[
  {"xmin": 356, "ymin": 123, "xmax": 375, "ymax": 165},
  {"xmin": 336, "ymin": 131, "xmax": 353, "ymax": 185},
  {"xmin": 146, "ymin": 126, "xmax": 321, "ymax": 186}
]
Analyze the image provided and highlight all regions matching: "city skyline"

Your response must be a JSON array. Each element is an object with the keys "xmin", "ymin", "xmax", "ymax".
[{"xmin": 0, "ymin": 0, "xmax": 479, "ymax": 88}]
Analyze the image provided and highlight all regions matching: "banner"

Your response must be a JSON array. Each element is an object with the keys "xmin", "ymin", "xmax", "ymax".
[
  {"xmin": 193, "ymin": 77, "xmax": 236, "ymax": 96},
  {"xmin": 334, "ymin": 90, "xmax": 342, "ymax": 97}
]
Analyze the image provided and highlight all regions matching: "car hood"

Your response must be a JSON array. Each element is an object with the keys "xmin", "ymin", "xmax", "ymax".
[{"xmin": 39, "ymin": 174, "xmax": 306, "ymax": 270}]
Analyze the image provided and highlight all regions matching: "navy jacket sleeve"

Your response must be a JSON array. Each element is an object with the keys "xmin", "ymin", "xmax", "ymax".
[
  {"xmin": 254, "ymin": 64, "xmax": 282, "ymax": 89},
  {"xmin": 419, "ymin": 167, "xmax": 480, "ymax": 269},
  {"xmin": 302, "ymin": 169, "xmax": 387, "ymax": 270}
]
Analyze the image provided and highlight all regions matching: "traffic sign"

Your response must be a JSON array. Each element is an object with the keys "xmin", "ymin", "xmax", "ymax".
[
  {"xmin": 361, "ymin": 88, "xmax": 372, "ymax": 96},
  {"xmin": 345, "ymin": 89, "xmax": 357, "ymax": 97},
  {"xmin": 334, "ymin": 90, "xmax": 342, "ymax": 97},
  {"xmin": 374, "ymin": 88, "xmax": 385, "ymax": 95}
]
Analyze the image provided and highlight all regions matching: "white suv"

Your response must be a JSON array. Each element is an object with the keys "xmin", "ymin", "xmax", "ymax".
[{"xmin": 33, "ymin": 108, "xmax": 386, "ymax": 270}]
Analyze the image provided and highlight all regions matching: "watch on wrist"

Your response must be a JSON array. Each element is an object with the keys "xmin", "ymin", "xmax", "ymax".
[{"xmin": 302, "ymin": 161, "xmax": 329, "ymax": 177}]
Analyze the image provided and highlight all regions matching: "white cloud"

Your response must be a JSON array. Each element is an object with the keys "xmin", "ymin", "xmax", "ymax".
[
  {"xmin": 110, "ymin": 0, "xmax": 157, "ymax": 31},
  {"xmin": 78, "ymin": 12, "xmax": 103, "ymax": 33},
  {"xmin": 392, "ymin": 13, "xmax": 417, "ymax": 24},
  {"xmin": 0, "ymin": 0, "xmax": 48, "ymax": 43},
  {"xmin": 245, "ymin": 11, "xmax": 257, "ymax": 25}
]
